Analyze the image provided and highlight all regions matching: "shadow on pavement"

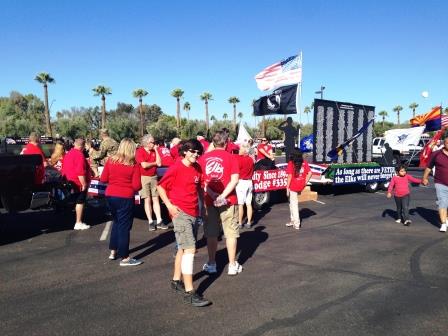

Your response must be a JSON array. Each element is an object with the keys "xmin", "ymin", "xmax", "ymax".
[
  {"xmin": 410, "ymin": 206, "xmax": 441, "ymax": 228},
  {"xmin": 130, "ymin": 230, "xmax": 175, "ymax": 259}
]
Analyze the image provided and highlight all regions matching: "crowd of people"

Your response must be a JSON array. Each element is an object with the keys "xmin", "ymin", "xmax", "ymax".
[{"xmin": 19, "ymin": 129, "xmax": 448, "ymax": 307}]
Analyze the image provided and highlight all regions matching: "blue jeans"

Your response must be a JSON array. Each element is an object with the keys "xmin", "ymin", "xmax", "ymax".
[{"xmin": 107, "ymin": 196, "xmax": 134, "ymax": 259}]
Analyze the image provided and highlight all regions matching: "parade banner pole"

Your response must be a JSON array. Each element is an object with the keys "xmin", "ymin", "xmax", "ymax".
[{"xmin": 296, "ymin": 51, "xmax": 303, "ymax": 146}]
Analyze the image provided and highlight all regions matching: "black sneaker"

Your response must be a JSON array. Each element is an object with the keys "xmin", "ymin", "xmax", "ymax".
[
  {"xmin": 171, "ymin": 280, "xmax": 185, "ymax": 294},
  {"xmin": 158, "ymin": 222, "xmax": 169, "ymax": 230},
  {"xmin": 183, "ymin": 290, "xmax": 211, "ymax": 307},
  {"xmin": 149, "ymin": 223, "xmax": 156, "ymax": 231}
]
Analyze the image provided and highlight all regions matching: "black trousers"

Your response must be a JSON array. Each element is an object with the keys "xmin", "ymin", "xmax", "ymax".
[{"xmin": 394, "ymin": 194, "xmax": 410, "ymax": 222}]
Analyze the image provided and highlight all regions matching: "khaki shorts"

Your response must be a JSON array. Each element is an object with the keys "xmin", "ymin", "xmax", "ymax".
[
  {"xmin": 204, "ymin": 205, "xmax": 239, "ymax": 239},
  {"xmin": 139, "ymin": 175, "xmax": 158, "ymax": 199},
  {"xmin": 173, "ymin": 211, "xmax": 196, "ymax": 250}
]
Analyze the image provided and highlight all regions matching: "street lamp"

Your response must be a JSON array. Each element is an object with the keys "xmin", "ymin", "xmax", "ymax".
[{"xmin": 315, "ymin": 85, "xmax": 325, "ymax": 99}]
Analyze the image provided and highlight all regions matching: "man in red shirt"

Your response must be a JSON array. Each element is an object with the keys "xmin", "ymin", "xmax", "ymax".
[
  {"xmin": 236, "ymin": 143, "xmax": 255, "ymax": 229},
  {"xmin": 156, "ymin": 139, "xmax": 174, "ymax": 167},
  {"xmin": 158, "ymin": 139, "xmax": 210, "ymax": 307},
  {"xmin": 136, "ymin": 135, "xmax": 163, "ymax": 231},
  {"xmin": 20, "ymin": 132, "xmax": 47, "ymax": 184},
  {"xmin": 199, "ymin": 131, "xmax": 241, "ymax": 276},
  {"xmin": 196, "ymin": 131, "xmax": 209, "ymax": 152},
  {"xmin": 62, "ymin": 138, "xmax": 91, "ymax": 230}
]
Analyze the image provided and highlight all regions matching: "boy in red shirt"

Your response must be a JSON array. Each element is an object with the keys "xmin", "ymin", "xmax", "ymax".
[
  {"xmin": 199, "ymin": 131, "xmax": 241, "ymax": 276},
  {"xmin": 387, "ymin": 164, "xmax": 421, "ymax": 226},
  {"xmin": 286, "ymin": 149, "xmax": 312, "ymax": 230},
  {"xmin": 62, "ymin": 138, "xmax": 91, "ymax": 230},
  {"xmin": 158, "ymin": 139, "xmax": 210, "ymax": 307}
]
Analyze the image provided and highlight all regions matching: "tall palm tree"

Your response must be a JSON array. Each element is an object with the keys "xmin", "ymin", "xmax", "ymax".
[
  {"xmin": 171, "ymin": 88, "xmax": 184, "ymax": 128},
  {"xmin": 237, "ymin": 112, "xmax": 243, "ymax": 123},
  {"xmin": 183, "ymin": 102, "xmax": 191, "ymax": 121},
  {"xmin": 92, "ymin": 85, "xmax": 112, "ymax": 129},
  {"xmin": 378, "ymin": 110, "xmax": 388, "ymax": 128},
  {"xmin": 393, "ymin": 105, "xmax": 403, "ymax": 126},
  {"xmin": 304, "ymin": 106, "xmax": 311, "ymax": 124},
  {"xmin": 200, "ymin": 92, "xmax": 213, "ymax": 130},
  {"xmin": 34, "ymin": 72, "xmax": 55, "ymax": 136},
  {"xmin": 223, "ymin": 113, "xmax": 228, "ymax": 120},
  {"xmin": 228, "ymin": 96, "xmax": 240, "ymax": 131},
  {"xmin": 409, "ymin": 102, "xmax": 419, "ymax": 119},
  {"xmin": 132, "ymin": 89, "xmax": 149, "ymax": 136}
]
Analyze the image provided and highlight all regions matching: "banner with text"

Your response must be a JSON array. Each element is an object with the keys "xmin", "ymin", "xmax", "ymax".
[
  {"xmin": 252, "ymin": 169, "xmax": 288, "ymax": 192},
  {"xmin": 333, "ymin": 166, "xmax": 395, "ymax": 185}
]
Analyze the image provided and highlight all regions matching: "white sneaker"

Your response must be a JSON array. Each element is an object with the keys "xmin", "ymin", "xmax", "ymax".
[
  {"xmin": 74, "ymin": 222, "xmax": 90, "ymax": 230},
  {"xmin": 202, "ymin": 262, "xmax": 217, "ymax": 274},
  {"xmin": 439, "ymin": 223, "xmax": 447, "ymax": 232},
  {"xmin": 228, "ymin": 261, "xmax": 243, "ymax": 276},
  {"xmin": 395, "ymin": 219, "xmax": 401, "ymax": 223}
]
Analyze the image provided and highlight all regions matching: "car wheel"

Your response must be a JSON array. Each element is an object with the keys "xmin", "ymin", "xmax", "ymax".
[
  {"xmin": 379, "ymin": 181, "xmax": 390, "ymax": 191},
  {"xmin": 253, "ymin": 191, "xmax": 270, "ymax": 210}
]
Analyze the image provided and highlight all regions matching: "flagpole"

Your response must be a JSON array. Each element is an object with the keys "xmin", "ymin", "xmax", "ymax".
[{"xmin": 296, "ymin": 51, "xmax": 302, "ymax": 147}]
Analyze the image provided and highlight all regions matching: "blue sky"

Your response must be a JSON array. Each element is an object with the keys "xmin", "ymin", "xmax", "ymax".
[{"xmin": 1, "ymin": 0, "xmax": 447, "ymax": 128}]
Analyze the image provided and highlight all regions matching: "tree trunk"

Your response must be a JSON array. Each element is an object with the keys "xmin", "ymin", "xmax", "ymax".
[
  {"xmin": 43, "ymin": 84, "xmax": 52, "ymax": 136},
  {"xmin": 101, "ymin": 95, "xmax": 106, "ymax": 129},
  {"xmin": 233, "ymin": 104, "xmax": 236, "ymax": 131},
  {"xmin": 382, "ymin": 117, "xmax": 385, "ymax": 128},
  {"xmin": 205, "ymin": 100, "xmax": 209, "ymax": 131},
  {"xmin": 176, "ymin": 98, "xmax": 180, "ymax": 129},
  {"xmin": 139, "ymin": 98, "xmax": 144, "ymax": 137},
  {"xmin": 262, "ymin": 115, "xmax": 266, "ymax": 137},
  {"xmin": 412, "ymin": 109, "xmax": 416, "ymax": 118},
  {"xmin": 397, "ymin": 112, "xmax": 400, "ymax": 126}
]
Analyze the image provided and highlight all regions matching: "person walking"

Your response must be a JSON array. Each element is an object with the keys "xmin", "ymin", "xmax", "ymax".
[
  {"xmin": 422, "ymin": 137, "xmax": 448, "ymax": 232},
  {"xmin": 157, "ymin": 139, "xmax": 211, "ymax": 307},
  {"xmin": 199, "ymin": 131, "xmax": 241, "ymax": 276},
  {"xmin": 100, "ymin": 138, "xmax": 142, "ymax": 266},
  {"xmin": 387, "ymin": 164, "xmax": 421, "ymax": 226},
  {"xmin": 62, "ymin": 138, "xmax": 91, "ymax": 230},
  {"xmin": 286, "ymin": 149, "xmax": 312, "ymax": 230},
  {"xmin": 136, "ymin": 135, "xmax": 164, "ymax": 230},
  {"xmin": 236, "ymin": 143, "xmax": 254, "ymax": 229}
]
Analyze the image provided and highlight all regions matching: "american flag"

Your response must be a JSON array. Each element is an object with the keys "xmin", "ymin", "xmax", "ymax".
[
  {"xmin": 442, "ymin": 115, "xmax": 448, "ymax": 128},
  {"xmin": 255, "ymin": 54, "xmax": 302, "ymax": 91}
]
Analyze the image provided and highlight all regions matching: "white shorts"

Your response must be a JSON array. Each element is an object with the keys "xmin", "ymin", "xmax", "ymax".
[{"xmin": 236, "ymin": 179, "xmax": 253, "ymax": 205}]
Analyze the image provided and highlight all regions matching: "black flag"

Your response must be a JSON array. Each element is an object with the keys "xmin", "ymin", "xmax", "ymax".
[{"xmin": 253, "ymin": 84, "xmax": 297, "ymax": 116}]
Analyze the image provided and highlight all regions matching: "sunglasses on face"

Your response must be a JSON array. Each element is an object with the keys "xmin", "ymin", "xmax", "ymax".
[{"xmin": 188, "ymin": 149, "xmax": 201, "ymax": 155}]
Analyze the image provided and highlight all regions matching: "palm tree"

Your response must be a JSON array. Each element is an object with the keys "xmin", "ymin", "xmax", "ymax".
[
  {"xmin": 210, "ymin": 115, "xmax": 216, "ymax": 125},
  {"xmin": 303, "ymin": 106, "xmax": 311, "ymax": 124},
  {"xmin": 237, "ymin": 112, "xmax": 243, "ymax": 124},
  {"xmin": 34, "ymin": 72, "xmax": 55, "ymax": 136},
  {"xmin": 183, "ymin": 102, "xmax": 191, "ymax": 121},
  {"xmin": 409, "ymin": 102, "xmax": 419, "ymax": 119},
  {"xmin": 378, "ymin": 110, "xmax": 388, "ymax": 127},
  {"xmin": 228, "ymin": 96, "xmax": 240, "ymax": 131},
  {"xmin": 200, "ymin": 92, "xmax": 213, "ymax": 130},
  {"xmin": 171, "ymin": 88, "xmax": 184, "ymax": 128},
  {"xmin": 92, "ymin": 85, "xmax": 112, "ymax": 129},
  {"xmin": 393, "ymin": 105, "xmax": 403, "ymax": 126},
  {"xmin": 223, "ymin": 113, "xmax": 228, "ymax": 120},
  {"xmin": 132, "ymin": 89, "xmax": 149, "ymax": 136}
]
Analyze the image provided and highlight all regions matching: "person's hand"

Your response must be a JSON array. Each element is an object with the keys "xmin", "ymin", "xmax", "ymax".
[
  {"xmin": 168, "ymin": 204, "xmax": 181, "ymax": 218},
  {"xmin": 154, "ymin": 144, "xmax": 159, "ymax": 150},
  {"xmin": 81, "ymin": 184, "xmax": 88, "ymax": 191},
  {"xmin": 386, "ymin": 192, "xmax": 392, "ymax": 198},
  {"xmin": 422, "ymin": 178, "xmax": 429, "ymax": 186}
]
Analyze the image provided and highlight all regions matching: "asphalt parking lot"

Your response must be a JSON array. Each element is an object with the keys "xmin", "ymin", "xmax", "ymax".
[{"xmin": 1, "ymin": 171, "xmax": 448, "ymax": 336}]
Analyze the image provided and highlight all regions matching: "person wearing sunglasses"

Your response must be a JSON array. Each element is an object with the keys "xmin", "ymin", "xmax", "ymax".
[{"xmin": 157, "ymin": 139, "xmax": 210, "ymax": 307}]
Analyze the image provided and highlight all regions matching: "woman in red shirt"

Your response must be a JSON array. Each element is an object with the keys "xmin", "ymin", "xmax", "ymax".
[
  {"xmin": 286, "ymin": 149, "xmax": 312, "ymax": 230},
  {"xmin": 387, "ymin": 164, "xmax": 421, "ymax": 226},
  {"xmin": 100, "ymin": 138, "xmax": 142, "ymax": 266}
]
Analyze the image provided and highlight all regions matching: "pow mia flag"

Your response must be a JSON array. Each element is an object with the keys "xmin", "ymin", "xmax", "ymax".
[{"xmin": 253, "ymin": 84, "xmax": 297, "ymax": 116}]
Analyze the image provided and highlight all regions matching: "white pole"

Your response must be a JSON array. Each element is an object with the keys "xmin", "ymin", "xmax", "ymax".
[{"xmin": 295, "ymin": 51, "xmax": 303, "ymax": 147}]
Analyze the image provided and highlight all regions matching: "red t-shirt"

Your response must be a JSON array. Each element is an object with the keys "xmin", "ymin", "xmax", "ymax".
[
  {"xmin": 100, "ymin": 160, "xmax": 142, "ymax": 198},
  {"xmin": 199, "ymin": 138, "xmax": 209, "ymax": 152},
  {"xmin": 257, "ymin": 144, "xmax": 272, "ymax": 160},
  {"xmin": 170, "ymin": 144, "xmax": 181, "ymax": 161},
  {"xmin": 199, "ymin": 149, "xmax": 239, "ymax": 206},
  {"xmin": 158, "ymin": 146, "xmax": 174, "ymax": 167},
  {"xmin": 158, "ymin": 160, "xmax": 202, "ymax": 217},
  {"xmin": 62, "ymin": 148, "xmax": 91, "ymax": 190},
  {"xmin": 135, "ymin": 147, "xmax": 157, "ymax": 176},
  {"xmin": 238, "ymin": 155, "xmax": 254, "ymax": 180},
  {"xmin": 387, "ymin": 174, "xmax": 421, "ymax": 197},
  {"xmin": 21, "ymin": 143, "xmax": 46, "ymax": 184},
  {"xmin": 226, "ymin": 141, "xmax": 239, "ymax": 154},
  {"xmin": 286, "ymin": 160, "xmax": 311, "ymax": 192}
]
